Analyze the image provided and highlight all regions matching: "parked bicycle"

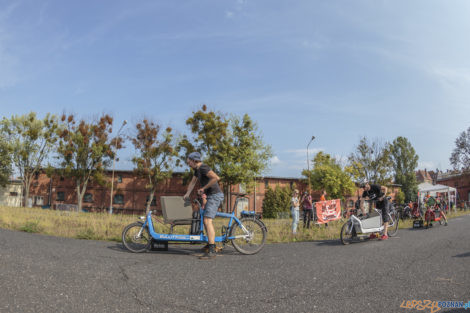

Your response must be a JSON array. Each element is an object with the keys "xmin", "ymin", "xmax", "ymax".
[{"xmin": 122, "ymin": 194, "xmax": 267, "ymax": 255}]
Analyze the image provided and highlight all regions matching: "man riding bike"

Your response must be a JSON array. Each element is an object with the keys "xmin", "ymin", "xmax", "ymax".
[{"xmin": 361, "ymin": 180, "xmax": 389, "ymax": 240}]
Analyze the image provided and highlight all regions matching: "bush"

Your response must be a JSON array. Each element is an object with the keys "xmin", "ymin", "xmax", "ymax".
[{"xmin": 262, "ymin": 185, "xmax": 293, "ymax": 218}]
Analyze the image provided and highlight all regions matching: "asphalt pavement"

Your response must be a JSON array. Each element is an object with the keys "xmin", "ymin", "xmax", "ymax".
[{"xmin": 1, "ymin": 214, "xmax": 469, "ymax": 313}]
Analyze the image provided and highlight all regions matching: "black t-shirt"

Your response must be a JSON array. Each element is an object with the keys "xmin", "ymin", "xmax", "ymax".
[
  {"xmin": 194, "ymin": 164, "xmax": 222, "ymax": 195},
  {"xmin": 362, "ymin": 184, "xmax": 383, "ymax": 200}
]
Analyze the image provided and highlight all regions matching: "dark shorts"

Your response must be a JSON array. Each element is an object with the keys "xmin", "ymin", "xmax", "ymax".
[{"xmin": 377, "ymin": 199, "xmax": 390, "ymax": 223}]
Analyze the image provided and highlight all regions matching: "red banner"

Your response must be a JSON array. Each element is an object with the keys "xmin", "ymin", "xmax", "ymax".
[{"xmin": 315, "ymin": 199, "xmax": 341, "ymax": 224}]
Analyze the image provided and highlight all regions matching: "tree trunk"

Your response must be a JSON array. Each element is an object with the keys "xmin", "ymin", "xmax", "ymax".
[
  {"xmin": 228, "ymin": 184, "xmax": 232, "ymax": 213},
  {"xmin": 23, "ymin": 177, "xmax": 32, "ymax": 207},
  {"xmin": 77, "ymin": 180, "xmax": 88, "ymax": 212},
  {"xmin": 77, "ymin": 184, "xmax": 82, "ymax": 212},
  {"xmin": 146, "ymin": 189, "xmax": 155, "ymax": 214}
]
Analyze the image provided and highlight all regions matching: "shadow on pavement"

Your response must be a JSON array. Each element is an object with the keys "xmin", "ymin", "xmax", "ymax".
[
  {"xmin": 311, "ymin": 239, "xmax": 343, "ymax": 246},
  {"xmin": 107, "ymin": 242, "xmax": 241, "ymax": 256},
  {"xmin": 452, "ymin": 251, "xmax": 470, "ymax": 258}
]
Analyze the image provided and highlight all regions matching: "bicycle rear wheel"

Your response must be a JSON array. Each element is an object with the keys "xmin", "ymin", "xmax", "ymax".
[
  {"xmin": 230, "ymin": 218, "xmax": 266, "ymax": 255},
  {"xmin": 122, "ymin": 222, "xmax": 151, "ymax": 253}
]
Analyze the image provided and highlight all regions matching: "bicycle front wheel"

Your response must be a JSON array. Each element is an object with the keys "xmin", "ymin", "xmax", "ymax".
[
  {"xmin": 340, "ymin": 222, "xmax": 355, "ymax": 245},
  {"xmin": 122, "ymin": 222, "xmax": 151, "ymax": 253},
  {"xmin": 230, "ymin": 218, "xmax": 266, "ymax": 255},
  {"xmin": 387, "ymin": 211, "xmax": 399, "ymax": 237}
]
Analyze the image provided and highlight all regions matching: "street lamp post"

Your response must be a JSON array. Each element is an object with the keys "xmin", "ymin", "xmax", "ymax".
[
  {"xmin": 109, "ymin": 120, "xmax": 127, "ymax": 214},
  {"xmin": 306, "ymin": 136, "xmax": 315, "ymax": 190}
]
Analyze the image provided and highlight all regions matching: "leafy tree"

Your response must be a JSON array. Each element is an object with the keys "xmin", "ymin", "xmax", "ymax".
[
  {"xmin": 180, "ymin": 104, "xmax": 229, "ymax": 169},
  {"xmin": 389, "ymin": 136, "xmax": 419, "ymax": 202},
  {"xmin": 0, "ymin": 112, "xmax": 59, "ymax": 206},
  {"xmin": 218, "ymin": 114, "xmax": 272, "ymax": 209},
  {"xmin": 262, "ymin": 185, "xmax": 293, "ymax": 218},
  {"xmin": 0, "ymin": 138, "xmax": 12, "ymax": 187},
  {"xmin": 346, "ymin": 137, "xmax": 392, "ymax": 185},
  {"xmin": 56, "ymin": 114, "xmax": 117, "ymax": 211},
  {"xmin": 180, "ymin": 105, "xmax": 272, "ymax": 210},
  {"xmin": 450, "ymin": 126, "xmax": 470, "ymax": 171},
  {"xmin": 302, "ymin": 152, "xmax": 355, "ymax": 200},
  {"xmin": 131, "ymin": 119, "xmax": 176, "ymax": 213}
]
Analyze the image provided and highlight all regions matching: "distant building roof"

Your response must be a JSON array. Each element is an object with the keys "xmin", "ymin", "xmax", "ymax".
[{"xmin": 416, "ymin": 169, "xmax": 433, "ymax": 183}]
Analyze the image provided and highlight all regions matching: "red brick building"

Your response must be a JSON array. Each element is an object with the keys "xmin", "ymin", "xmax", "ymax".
[
  {"xmin": 437, "ymin": 171, "xmax": 470, "ymax": 203},
  {"xmin": 28, "ymin": 171, "xmax": 310, "ymax": 215},
  {"xmin": 27, "ymin": 171, "xmax": 400, "ymax": 215}
]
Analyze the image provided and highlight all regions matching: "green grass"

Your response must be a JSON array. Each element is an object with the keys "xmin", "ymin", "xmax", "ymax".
[{"xmin": 1, "ymin": 205, "xmax": 468, "ymax": 244}]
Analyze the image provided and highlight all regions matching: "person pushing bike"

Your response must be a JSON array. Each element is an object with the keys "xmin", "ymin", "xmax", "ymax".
[
  {"xmin": 361, "ymin": 180, "xmax": 390, "ymax": 240},
  {"xmin": 184, "ymin": 152, "xmax": 224, "ymax": 259}
]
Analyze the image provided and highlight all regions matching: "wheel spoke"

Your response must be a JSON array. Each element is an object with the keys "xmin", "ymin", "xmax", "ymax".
[
  {"xmin": 231, "ymin": 218, "xmax": 266, "ymax": 255},
  {"xmin": 122, "ymin": 223, "xmax": 151, "ymax": 253}
]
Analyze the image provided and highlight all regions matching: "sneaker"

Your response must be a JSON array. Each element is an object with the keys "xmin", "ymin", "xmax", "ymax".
[
  {"xmin": 445, "ymin": 222, "xmax": 448, "ymax": 226},
  {"xmin": 369, "ymin": 233, "xmax": 378, "ymax": 239},
  {"xmin": 202, "ymin": 244, "xmax": 223, "ymax": 253},
  {"xmin": 379, "ymin": 234, "xmax": 389, "ymax": 240}
]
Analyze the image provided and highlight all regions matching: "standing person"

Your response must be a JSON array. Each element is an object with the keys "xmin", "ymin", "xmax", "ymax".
[
  {"xmin": 184, "ymin": 152, "xmax": 224, "ymax": 260},
  {"xmin": 291, "ymin": 189, "xmax": 300, "ymax": 235},
  {"xmin": 301, "ymin": 191, "xmax": 313, "ymax": 228},
  {"xmin": 361, "ymin": 180, "xmax": 389, "ymax": 240}
]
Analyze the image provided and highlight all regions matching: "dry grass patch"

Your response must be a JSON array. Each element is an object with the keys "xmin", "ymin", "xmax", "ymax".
[{"xmin": 1, "ymin": 206, "xmax": 468, "ymax": 244}]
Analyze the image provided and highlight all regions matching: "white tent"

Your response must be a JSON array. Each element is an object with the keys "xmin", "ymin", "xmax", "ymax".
[{"xmin": 418, "ymin": 182, "xmax": 457, "ymax": 211}]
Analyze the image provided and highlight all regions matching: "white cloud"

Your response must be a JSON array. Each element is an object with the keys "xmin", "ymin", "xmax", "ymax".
[
  {"xmin": 270, "ymin": 156, "xmax": 282, "ymax": 165},
  {"xmin": 431, "ymin": 67, "xmax": 470, "ymax": 89},
  {"xmin": 225, "ymin": 11, "xmax": 234, "ymax": 19}
]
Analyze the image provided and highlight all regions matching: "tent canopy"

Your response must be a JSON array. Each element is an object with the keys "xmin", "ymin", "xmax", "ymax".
[{"xmin": 418, "ymin": 182, "xmax": 456, "ymax": 197}]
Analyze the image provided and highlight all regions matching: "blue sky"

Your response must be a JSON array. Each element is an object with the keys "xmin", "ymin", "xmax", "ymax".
[{"xmin": 1, "ymin": 0, "xmax": 470, "ymax": 178}]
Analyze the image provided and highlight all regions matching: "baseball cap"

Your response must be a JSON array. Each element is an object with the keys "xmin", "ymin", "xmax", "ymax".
[{"xmin": 188, "ymin": 152, "xmax": 202, "ymax": 161}]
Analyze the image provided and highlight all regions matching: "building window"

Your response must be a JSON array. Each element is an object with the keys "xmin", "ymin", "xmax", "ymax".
[
  {"xmin": 34, "ymin": 172, "xmax": 39, "ymax": 180},
  {"xmin": 265, "ymin": 180, "xmax": 269, "ymax": 189},
  {"xmin": 114, "ymin": 194, "xmax": 124, "ymax": 204},
  {"xmin": 84, "ymin": 193, "xmax": 93, "ymax": 203},
  {"xmin": 9, "ymin": 192, "xmax": 18, "ymax": 197},
  {"xmin": 57, "ymin": 192, "xmax": 65, "ymax": 201},
  {"xmin": 117, "ymin": 175, "xmax": 123, "ymax": 183},
  {"xmin": 146, "ymin": 196, "xmax": 157, "ymax": 206},
  {"xmin": 60, "ymin": 176, "xmax": 65, "ymax": 181},
  {"xmin": 290, "ymin": 182, "xmax": 294, "ymax": 189}
]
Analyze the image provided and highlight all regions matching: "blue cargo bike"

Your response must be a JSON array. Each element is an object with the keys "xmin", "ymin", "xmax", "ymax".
[{"xmin": 122, "ymin": 194, "xmax": 267, "ymax": 255}]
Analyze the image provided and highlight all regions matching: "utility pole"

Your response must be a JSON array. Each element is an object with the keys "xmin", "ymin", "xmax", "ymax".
[
  {"xmin": 109, "ymin": 120, "xmax": 127, "ymax": 214},
  {"xmin": 307, "ymin": 136, "xmax": 315, "ymax": 190}
]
